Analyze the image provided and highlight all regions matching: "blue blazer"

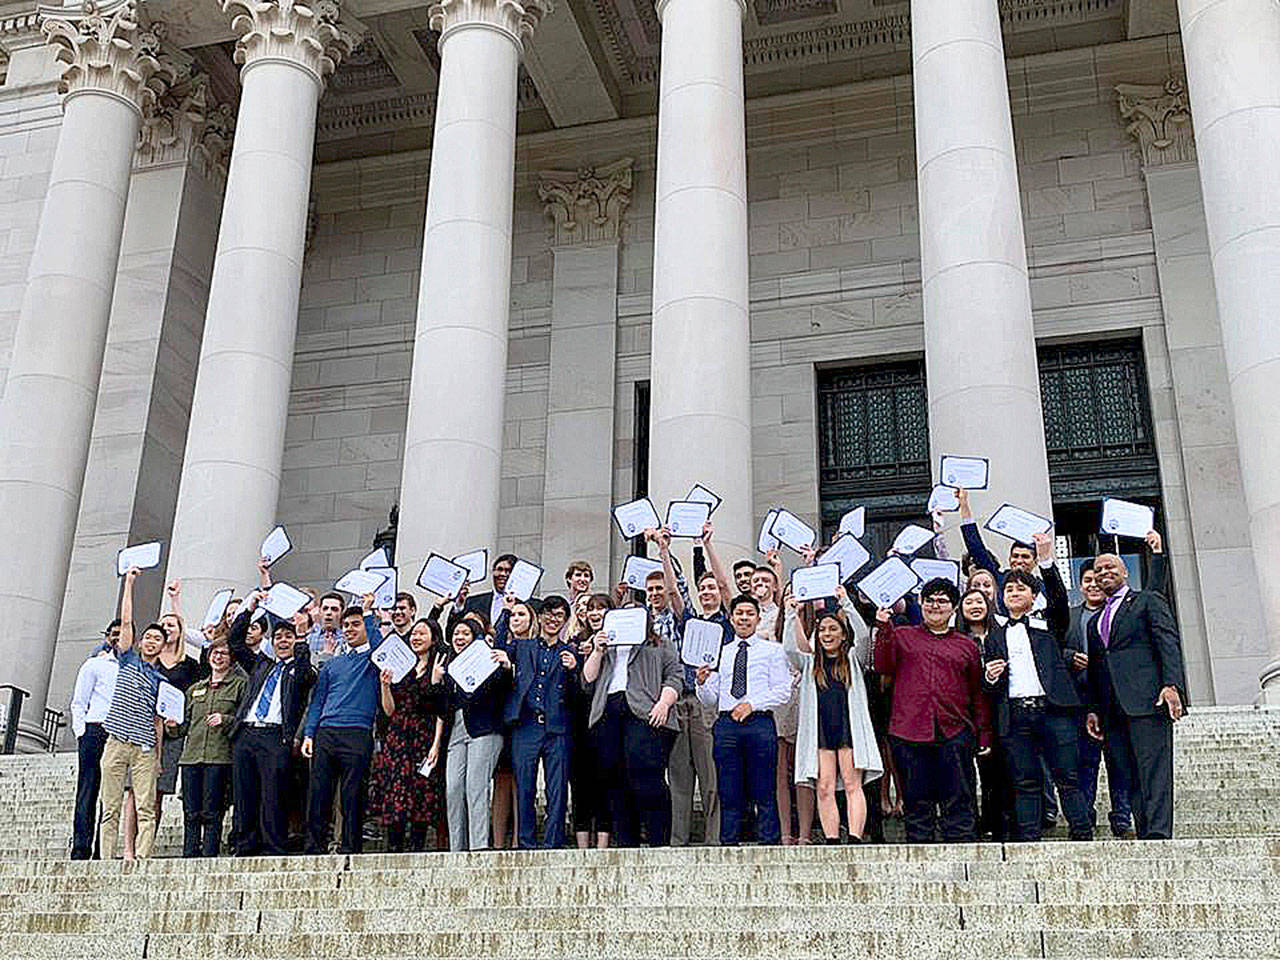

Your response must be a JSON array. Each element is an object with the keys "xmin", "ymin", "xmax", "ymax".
[{"xmin": 494, "ymin": 611, "xmax": 578, "ymax": 734}]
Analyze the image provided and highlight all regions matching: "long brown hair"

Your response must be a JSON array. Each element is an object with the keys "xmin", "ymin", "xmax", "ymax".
[{"xmin": 811, "ymin": 612, "xmax": 854, "ymax": 691}]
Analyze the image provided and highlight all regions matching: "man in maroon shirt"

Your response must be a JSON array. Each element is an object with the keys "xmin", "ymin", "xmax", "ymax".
[{"xmin": 874, "ymin": 577, "xmax": 992, "ymax": 843}]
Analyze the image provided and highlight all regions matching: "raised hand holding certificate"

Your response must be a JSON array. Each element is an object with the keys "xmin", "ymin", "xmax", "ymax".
[
  {"xmin": 260, "ymin": 525, "xmax": 291, "ymax": 566},
  {"xmin": 819, "ymin": 534, "xmax": 870, "ymax": 581},
  {"xmin": 452, "ymin": 549, "xmax": 488, "ymax": 584},
  {"xmin": 603, "ymin": 607, "xmax": 647, "ymax": 646},
  {"xmin": 335, "ymin": 568, "xmax": 389, "ymax": 597},
  {"xmin": 769, "ymin": 508, "xmax": 817, "ymax": 552},
  {"xmin": 927, "ymin": 484, "xmax": 960, "ymax": 514},
  {"xmin": 448, "ymin": 640, "xmax": 499, "ymax": 694},
  {"xmin": 417, "ymin": 554, "xmax": 469, "ymax": 598},
  {"xmin": 681, "ymin": 618, "xmax": 724, "ymax": 669},
  {"xmin": 758, "ymin": 509, "xmax": 781, "ymax": 553},
  {"xmin": 367, "ymin": 567, "xmax": 397, "ymax": 609},
  {"xmin": 940, "ymin": 455, "xmax": 989, "ymax": 490},
  {"xmin": 504, "ymin": 560, "xmax": 543, "ymax": 601},
  {"xmin": 686, "ymin": 483, "xmax": 722, "ymax": 514},
  {"xmin": 201, "ymin": 588, "xmax": 233, "ymax": 629},
  {"xmin": 116, "ymin": 541, "xmax": 161, "ymax": 576},
  {"xmin": 359, "ymin": 547, "xmax": 389, "ymax": 571},
  {"xmin": 1100, "ymin": 498, "xmax": 1154, "ymax": 539},
  {"xmin": 666, "ymin": 500, "xmax": 711, "ymax": 538},
  {"xmin": 857, "ymin": 557, "xmax": 921, "ymax": 609},
  {"xmin": 622, "ymin": 555, "xmax": 663, "ymax": 590},
  {"xmin": 891, "ymin": 524, "xmax": 934, "ymax": 556},
  {"xmin": 372, "ymin": 634, "xmax": 417, "ymax": 683},
  {"xmin": 263, "ymin": 582, "xmax": 310, "ymax": 620},
  {"xmin": 613, "ymin": 497, "xmax": 660, "ymax": 538},
  {"xmin": 910, "ymin": 557, "xmax": 961, "ymax": 589},
  {"xmin": 985, "ymin": 504, "xmax": 1052, "ymax": 544},
  {"xmin": 791, "ymin": 563, "xmax": 841, "ymax": 602},
  {"xmin": 156, "ymin": 681, "xmax": 184, "ymax": 724},
  {"xmin": 838, "ymin": 506, "xmax": 865, "ymax": 539}
]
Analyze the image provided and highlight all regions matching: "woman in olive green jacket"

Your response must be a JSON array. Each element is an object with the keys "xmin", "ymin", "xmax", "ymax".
[{"xmin": 177, "ymin": 640, "xmax": 247, "ymax": 857}]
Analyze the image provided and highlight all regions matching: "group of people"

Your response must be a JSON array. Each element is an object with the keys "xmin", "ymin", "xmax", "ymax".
[{"xmin": 67, "ymin": 487, "xmax": 1186, "ymax": 860}]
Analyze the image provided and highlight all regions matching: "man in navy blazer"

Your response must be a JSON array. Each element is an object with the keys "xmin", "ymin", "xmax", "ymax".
[
  {"xmin": 982, "ymin": 532, "xmax": 1092, "ymax": 841},
  {"xmin": 1085, "ymin": 553, "xmax": 1186, "ymax": 840}
]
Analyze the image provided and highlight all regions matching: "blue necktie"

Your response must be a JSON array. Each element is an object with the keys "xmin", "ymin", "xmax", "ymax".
[{"xmin": 255, "ymin": 662, "xmax": 283, "ymax": 721}]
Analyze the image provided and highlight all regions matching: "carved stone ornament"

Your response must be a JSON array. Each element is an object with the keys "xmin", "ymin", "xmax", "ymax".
[
  {"xmin": 224, "ymin": 0, "xmax": 363, "ymax": 85},
  {"xmin": 427, "ymin": 0, "xmax": 553, "ymax": 52},
  {"xmin": 137, "ymin": 72, "xmax": 236, "ymax": 179},
  {"xmin": 538, "ymin": 158, "xmax": 634, "ymax": 246},
  {"xmin": 39, "ymin": 1, "xmax": 176, "ymax": 116},
  {"xmin": 1116, "ymin": 78, "xmax": 1196, "ymax": 168}
]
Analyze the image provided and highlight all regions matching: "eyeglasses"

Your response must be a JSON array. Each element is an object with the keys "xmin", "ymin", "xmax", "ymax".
[{"xmin": 922, "ymin": 596, "xmax": 954, "ymax": 607}]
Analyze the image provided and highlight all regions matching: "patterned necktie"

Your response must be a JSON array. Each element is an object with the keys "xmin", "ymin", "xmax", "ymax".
[
  {"xmin": 255, "ymin": 662, "xmax": 284, "ymax": 720},
  {"xmin": 730, "ymin": 640, "xmax": 750, "ymax": 699},
  {"xmin": 1099, "ymin": 596, "xmax": 1121, "ymax": 648}
]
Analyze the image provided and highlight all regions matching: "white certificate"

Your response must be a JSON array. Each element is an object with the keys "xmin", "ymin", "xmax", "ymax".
[
  {"xmin": 857, "ymin": 557, "xmax": 921, "ymax": 609},
  {"xmin": 417, "ymin": 554, "xmax": 469, "ymax": 599},
  {"xmin": 505, "ymin": 559, "xmax": 543, "ymax": 601},
  {"xmin": 686, "ymin": 483, "xmax": 722, "ymax": 514},
  {"xmin": 927, "ymin": 484, "xmax": 960, "ymax": 514},
  {"xmin": 681, "ymin": 618, "xmax": 724, "ymax": 669},
  {"xmin": 263, "ymin": 582, "xmax": 310, "ymax": 620},
  {"xmin": 613, "ymin": 497, "xmax": 660, "ymax": 538},
  {"xmin": 985, "ymin": 503, "xmax": 1052, "ymax": 544},
  {"xmin": 335, "ymin": 568, "xmax": 389, "ymax": 597},
  {"xmin": 116, "ymin": 541, "xmax": 161, "ymax": 577},
  {"xmin": 940, "ymin": 455, "xmax": 989, "ymax": 490},
  {"xmin": 367, "ymin": 566, "xmax": 397, "ymax": 610},
  {"xmin": 838, "ymin": 506, "xmax": 865, "ymax": 539},
  {"xmin": 769, "ymin": 509, "xmax": 817, "ymax": 552},
  {"xmin": 666, "ymin": 500, "xmax": 711, "ymax": 539},
  {"xmin": 891, "ymin": 524, "xmax": 935, "ymax": 556},
  {"xmin": 910, "ymin": 558, "xmax": 962, "ymax": 589},
  {"xmin": 819, "ymin": 534, "xmax": 870, "ymax": 581},
  {"xmin": 447, "ymin": 639, "xmax": 499, "ymax": 694},
  {"xmin": 156, "ymin": 681, "xmax": 184, "ymax": 724},
  {"xmin": 622, "ymin": 555, "xmax": 663, "ymax": 590},
  {"xmin": 372, "ymin": 634, "xmax": 417, "ymax": 683},
  {"xmin": 359, "ymin": 547, "xmax": 389, "ymax": 571},
  {"xmin": 452, "ymin": 549, "xmax": 488, "ymax": 585},
  {"xmin": 603, "ymin": 607, "xmax": 647, "ymax": 647},
  {"xmin": 1100, "ymin": 498, "xmax": 1154, "ymax": 539},
  {"xmin": 201, "ymin": 588, "xmax": 233, "ymax": 629},
  {"xmin": 758, "ymin": 509, "xmax": 781, "ymax": 553},
  {"xmin": 791, "ymin": 563, "xmax": 841, "ymax": 602},
  {"xmin": 260, "ymin": 525, "xmax": 292, "ymax": 567}
]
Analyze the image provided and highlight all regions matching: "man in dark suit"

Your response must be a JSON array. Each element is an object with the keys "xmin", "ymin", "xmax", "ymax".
[
  {"xmin": 1085, "ymin": 552, "xmax": 1186, "ymax": 840},
  {"xmin": 982, "ymin": 532, "xmax": 1093, "ymax": 841},
  {"xmin": 453, "ymin": 553, "xmax": 518, "ymax": 631},
  {"xmin": 227, "ymin": 592, "xmax": 316, "ymax": 856}
]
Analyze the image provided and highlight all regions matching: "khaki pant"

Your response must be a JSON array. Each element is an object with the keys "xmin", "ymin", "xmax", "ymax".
[
  {"xmin": 99, "ymin": 736, "xmax": 159, "ymax": 859},
  {"xmin": 669, "ymin": 693, "xmax": 719, "ymax": 845}
]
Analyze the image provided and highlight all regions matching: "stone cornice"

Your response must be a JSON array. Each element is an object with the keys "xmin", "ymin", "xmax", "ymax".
[
  {"xmin": 427, "ymin": 0, "xmax": 552, "ymax": 53},
  {"xmin": 224, "ymin": 0, "xmax": 363, "ymax": 88},
  {"xmin": 538, "ymin": 158, "xmax": 633, "ymax": 246},
  {"xmin": 1116, "ymin": 78, "xmax": 1195, "ymax": 168},
  {"xmin": 0, "ymin": 10, "xmax": 43, "ymax": 51},
  {"xmin": 136, "ymin": 71, "xmax": 236, "ymax": 180}
]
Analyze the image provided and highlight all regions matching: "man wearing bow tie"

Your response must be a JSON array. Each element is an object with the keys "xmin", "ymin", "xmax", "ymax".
[{"xmin": 1085, "ymin": 553, "xmax": 1186, "ymax": 840}]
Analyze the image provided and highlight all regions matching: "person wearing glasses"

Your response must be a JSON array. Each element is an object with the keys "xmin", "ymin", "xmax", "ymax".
[{"xmin": 873, "ymin": 578, "xmax": 992, "ymax": 843}]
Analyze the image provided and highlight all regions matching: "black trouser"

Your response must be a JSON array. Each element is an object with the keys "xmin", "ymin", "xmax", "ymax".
[
  {"xmin": 570, "ymin": 704, "xmax": 606, "ymax": 835},
  {"xmin": 386, "ymin": 823, "xmax": 430, "ymax": 853},
  {"xmin": 307, "ymin": 726, "xmax": 374, "ymax": 854},
  {"xmin": 1078, "ymin": 721, "xmax": 1133, "ymax": 836},
  {"xmin": 232, "ymin": 726, "xmax": 292, "ymax": 855},
  {"xmin": 890, "ymin": 729, "xmax": 978, "ymax": 843},
  {"xmin": 1106, "ymin": 705, "xmax": 1174, "ymax": 839},
  {"xmin": 181, "ymin": 763, "xmax": 232, "ymax": 857},
  {"xmin": 977, "ymin": 740, "xmax": 1012, "ymax": 840},
  {"xmin": 71, "ymin": 723, "xmax": 108, "ymax": 860},
  {"xmin": 593, "ymin": 693, "xmax": 677, "ymax": 847},
  {"xmin": 1002, "ymin": 701, "xmax": 1092, "ymax": 841}
]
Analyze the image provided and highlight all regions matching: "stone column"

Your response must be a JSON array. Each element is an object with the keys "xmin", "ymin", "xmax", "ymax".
[
  {"xmin": 911, "ymin": 0, "xmax": 1053, "ymax": 518},
  {"xmin": 648, "ymin": 0, "xmax": 753, "ymax": 560},
  {"xmin": 537, "ymin": 160, "xmax": 631, "ymax": 586},
  {"xmin": 1176, "ymin": 0, "xmax": 1280, "ymax": 701},
  {"xmin": 396, "ymin": 0, "xmax": 550, "ymax": 577},
  {"xmin": 0, "ymin": 1, "xmax": 171, "ymax": 742},
  {"xmin": 166, "ymin": 0, "xmax": 359, "ymax": 611}
]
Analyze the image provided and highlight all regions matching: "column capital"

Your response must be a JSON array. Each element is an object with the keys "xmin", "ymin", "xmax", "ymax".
[
  {"xmin": 428, "ymin": 0, "xmax": 552, "ymax": 53},
  {"xmin": 224, "ymin": 0, "xmax": 363, "ymax": 87},
  {"xmin": 1116, "ymin": 78, "xmax": 1196, "ymax": 168},
  {"xmin": 538, "ymin": 158, "xmax": 633, "ymax": 246},
  {"xmin": 39, "ymin": 1, "xmax": 176, "ymax": 117},
  {"xmin": 137, "ymin": 72, "xmax": 236, "ymax": 181}
]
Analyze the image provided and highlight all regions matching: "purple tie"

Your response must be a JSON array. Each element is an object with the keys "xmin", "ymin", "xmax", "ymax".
[{"xmin": 1099, "ymin": 595, "xmax": 1121, "ymax": 648}]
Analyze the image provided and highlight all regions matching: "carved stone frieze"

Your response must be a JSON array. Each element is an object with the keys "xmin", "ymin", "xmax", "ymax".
[
  {"xmin": 538, "ymin": 158, "xmax": 633, "ymax": 246},
  {"xmin": 224, "ymin": 0, "xmax": 363, "ymax": 86},
  {"xmin": 427, "ymin": 0, "xmax": 553, "ymax": 52},
  {"xmin": 137, "ymin": 72, "xmax": 236, "ymax": 179},
  {"xmin": 1116, "ymin": 78, "xmax": 1196, "ymax": 167}
]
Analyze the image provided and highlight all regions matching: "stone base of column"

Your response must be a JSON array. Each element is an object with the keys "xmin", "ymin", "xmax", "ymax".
[{"xmin": 1260, "ymin": 660, "xmax": 1280, "ymax": 706}]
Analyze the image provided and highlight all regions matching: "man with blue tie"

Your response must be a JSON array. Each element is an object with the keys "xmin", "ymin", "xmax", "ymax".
[{"xmin": 696, "ymin": 595, "xmax": 791, "ymax": 845}]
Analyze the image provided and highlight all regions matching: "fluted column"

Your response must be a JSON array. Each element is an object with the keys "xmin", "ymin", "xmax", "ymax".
[
  {"xmin": 1176, "ymin": 0, "xmax": 1280, "ymax": 700},
  {"xmin": 647, "ymin": 0, "xmax": 753, "ymax": 560},
  {"xmin": 166, "ymin": 0, "xmax": 359, "ymax": 611},
  {"xmin": 396, "ymin": 0, "xmax": 550, "ymax": 576},
  {"xmin": 912, "ymin": 0, "xmax": 1053, "ymax": 518},
  {"xmin": 0, "ymin": 0, "xmax": 172, "ymax": 741}
]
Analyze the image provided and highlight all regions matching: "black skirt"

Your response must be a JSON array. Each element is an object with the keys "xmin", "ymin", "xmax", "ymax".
[{"xmin": 817, "ymin": 677, "xmax": 852, "ymax": 751}]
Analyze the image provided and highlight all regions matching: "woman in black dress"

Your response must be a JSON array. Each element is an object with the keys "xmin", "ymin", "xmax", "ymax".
[
  {"xmin": 568, "ymin": 593, "xmax": 613, "ymax": 848},
  {"xmin": 958, "ymin": 587, "xmax": 1009, "ymax": 840}
]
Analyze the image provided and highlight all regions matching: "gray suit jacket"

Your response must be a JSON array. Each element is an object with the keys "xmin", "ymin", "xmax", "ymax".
[{"xmin": 582, "ymin": 636, "xmax": 684, "ymax": 731}]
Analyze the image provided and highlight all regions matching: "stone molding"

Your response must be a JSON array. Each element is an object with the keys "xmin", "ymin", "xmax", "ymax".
[
  {"xmin": 224, "ymin": 0, "xmax": 363, "ymax": 87},
  {"xmin": 427, "ymin": 0, "xmax": 552, "ymax": 52},
  {"xmin": 538, "ymin": 158, "xmax": 633, "ymax": 246},
  {"xmin": 0, "ymin": 11, "xmax": 44, "ymax": 52},
  {"xmin": 38, "ymin": 1, "xmax": 175, "ymax": 117},
  {"xmin": 137, "ymin": 72, "xmax": 236, "ymax": 179},
  {"xmin": 655, "ymin": 0, "xmax": 748, "ymax": 20},
  {"xmin": 1116, "ymin": 78, "xmax": 1195, "ymax": 167}
]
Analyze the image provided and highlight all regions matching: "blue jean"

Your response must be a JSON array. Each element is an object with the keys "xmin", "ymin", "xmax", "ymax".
[
  {"xmin": 512, "ymin": 722, "xmax": 569, "ymax": 849},
  {"xmin": 1078, "ymin": 723, "xmax": 1133, "ymax": 835},
  {"xmin": 890, "ymin": 729, "xmax": 979, "ymax": 843},
  {"xmin": 72, "ymin": 723, "xmax": 107, "ymax": 859},
  {"xmin": 1002, "ymin": 703, "xmax": 1092, "ymax": 840},
  {"xmin": 713, "ymin": 712, "xmax": 779, "ymax": 845}
]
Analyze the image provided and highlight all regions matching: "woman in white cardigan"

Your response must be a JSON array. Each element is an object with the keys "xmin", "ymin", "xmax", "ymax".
[{"xmin": 784, "ymin": 587, "xmax": 883, "ymax": 842}]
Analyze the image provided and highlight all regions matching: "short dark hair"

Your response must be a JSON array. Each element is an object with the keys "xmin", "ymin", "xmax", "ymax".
[
  {"xmin": 644, "ymin": 570, "xmax": 665, "ymax": 584},
  {"xmin": 494, "ymin": 553, "xmax": 518, "ymax": 569},
  {"xmin": 342, "ymin": 605, "xmax": 365, "ymax": 621},
  {"xmin": 394, "ymin": 592, "xmax": 416, "ymax": 610},
  {"xmin": 103, "ymin": 618, "xmax": 121, "ymax": 635},
  {"xmin": 697, "ymin": 571, "xmax": 720, "ymax": 587},
  {"xmin": 732, "ymin": 559, "xmax": 756, "ymax": 574},
  {"xmin": 1003, "ymin": 570, "xmax": 1041, "ymax": 595},
  {"xmin": 1079, "ymin": 559, "xmax": 1095, "ymax": 575},
  {"xmin": 318, "ymin": 592, "xmax": 344, "ymax": 608},
  {"xmin": 728, "ymin": 594, "xmax": 759, "ymax": 615},
  {"xmin": 920, "ymin": 578, "xmax": 960, "ymax": 606},
  {"xmin": 538, "ymin": 594, "xmax": 571, "ymax": 616},
  {"xmin": 273, "ymin": 621, "xmax": 297, "ymax": 639},
  {"xmin": 1009, "ymin": 542, "xmax": 1036, "ymax": 557}
]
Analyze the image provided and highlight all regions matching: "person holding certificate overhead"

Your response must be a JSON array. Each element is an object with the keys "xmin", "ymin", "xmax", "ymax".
[
  {"xmin": 581, "ymin": 606, "xmax": 684, "ymax": 847},
  {"xmin": 957, "ymin": 489, "xmax": 1043, "ymax": 616}
]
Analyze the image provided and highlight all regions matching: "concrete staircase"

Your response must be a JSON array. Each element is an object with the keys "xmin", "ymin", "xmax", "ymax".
[{"xmin": 0, "ymin": 706, "xmax": 1275, "ymax": 959}]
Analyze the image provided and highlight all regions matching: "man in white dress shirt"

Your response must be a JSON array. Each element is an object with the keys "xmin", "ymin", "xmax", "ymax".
[
  {"xmin": 696, "ymin": 595, "xmax": 791, "ymax": 845},
  {"xmin": 68, "ymin": 621, "xmax": 121, "ymax": 859}
]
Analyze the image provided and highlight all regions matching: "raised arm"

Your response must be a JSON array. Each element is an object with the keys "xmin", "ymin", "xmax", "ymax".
[
  {"xmin": 116, "ymin": 567, "xmax": 141, "ymax": 654},
  {"xmin": 785, "ymin": 599, "xmax": 811, "ymax": 656},
  {"xmin": 957, "ymin": 489, "xmax": 999, "ymax": 576},
  {"xmin": 700, "ymin": 520, "xmax": 733, "ymax": 606},
  {"xmin": 837, "ymin": 587, "xmax": 871, "ymax": 668},
  {"xmin": 1034, "ymin": 532, "xmax": 1070, "ymax": 640},
  {"xmin": 653, "ymin": 528, "xmax": 685, "ymax": 620}
]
